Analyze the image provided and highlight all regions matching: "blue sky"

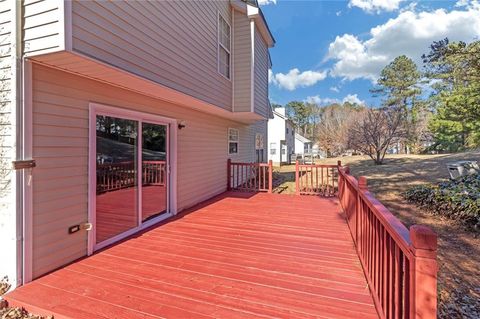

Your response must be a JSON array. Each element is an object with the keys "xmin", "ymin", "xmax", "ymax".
[{"xmin": 260, "ymin": 0, "xmax": 480, "ymax": 106}]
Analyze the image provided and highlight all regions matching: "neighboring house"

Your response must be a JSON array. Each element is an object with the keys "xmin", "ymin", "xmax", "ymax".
[
  {"xmin": 312, "ymin": 143, "xmax": 326, "ymax": 158},
  {"xmin": 295, "ymin": 133, "xmax": 313, "ymax": 154},
  {"xmin": 0, "ymin": 0, "xmax": 274, "ymax": 288},
  {"xmin": 267, "ymin": 107, "xmax": 295, "ymax": 165}
]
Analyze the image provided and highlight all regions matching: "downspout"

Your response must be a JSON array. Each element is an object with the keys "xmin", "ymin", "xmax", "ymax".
[{"xmin": 13, "ymin": 0, "xmax": 24, "ymax": 287}]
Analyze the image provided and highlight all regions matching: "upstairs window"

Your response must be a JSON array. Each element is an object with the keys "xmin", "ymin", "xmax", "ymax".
[{"xmin": 218, "ymin": 14, "xmax": 231, "ymax": 79}]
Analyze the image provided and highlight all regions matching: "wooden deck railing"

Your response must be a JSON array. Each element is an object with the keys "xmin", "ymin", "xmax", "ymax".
[
  {"xmin": 338, "ymin": 165, "xmax": 438, "ymax": 319},
  {"xmin": 295, "ymin": 161, "xmax": 339, "ymax": 196},
  {"xmin": 227, "ymin": 159, "xmax": 273, "ymax": 193},
  {"xmin": 97, "ymin": 160, "xmax": 166, "ymax": 193}
]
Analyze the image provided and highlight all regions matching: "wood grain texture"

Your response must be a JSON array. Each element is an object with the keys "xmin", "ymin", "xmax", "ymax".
[{"xmin": 7, "ymin": 192, "xmax": 378, "ymax": 319}]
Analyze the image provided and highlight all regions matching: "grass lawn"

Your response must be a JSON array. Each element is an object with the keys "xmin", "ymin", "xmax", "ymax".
[{"xmin": 272, "ymin": 151, "xmax": 480, "ymax": 319}]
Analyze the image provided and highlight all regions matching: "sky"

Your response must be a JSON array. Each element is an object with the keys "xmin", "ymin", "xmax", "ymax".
[{"xmin": 260, "ymin": 0, "xmax": 480, "ymax": 107}]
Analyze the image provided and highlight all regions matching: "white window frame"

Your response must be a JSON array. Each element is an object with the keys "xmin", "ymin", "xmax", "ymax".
[
  {"xmin": 270, "ymin": 142, "xmax": 277, "ymax": 155},
  {"xmin": 228, "ymin": 128, "xmax": 239, "ymax": 155},
  {"xmin": 217, "ymin": 12, "xmax": 231, "ymax": 80}
]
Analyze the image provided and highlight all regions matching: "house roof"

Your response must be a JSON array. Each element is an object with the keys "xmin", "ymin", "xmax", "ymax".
[
  {"xmin": 295, "ymin": 133, "xmax": 312, "ymax": 143},
  {"xmin": 272, "ymin": 109, "xmax": 287, "ymax": 120}
]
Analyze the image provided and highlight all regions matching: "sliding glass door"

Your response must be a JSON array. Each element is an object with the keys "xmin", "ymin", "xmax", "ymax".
[
  {"xmin": 142, "ymin": 123, "xmax": 168, "ymax": 222},
  {"xmin": 95, "ymin": 115, "xmax": 168, "ymax": 245}
]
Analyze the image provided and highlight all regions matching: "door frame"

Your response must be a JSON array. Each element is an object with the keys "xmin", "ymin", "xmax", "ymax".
[{"xmin": 87, "ymin": 102, "xmax": 178, "ymax": 255}]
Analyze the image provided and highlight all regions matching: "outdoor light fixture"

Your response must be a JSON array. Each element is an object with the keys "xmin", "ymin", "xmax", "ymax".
[{"xmin": 178, "ymin": 120, "xmax": 186, "ymax": 129}]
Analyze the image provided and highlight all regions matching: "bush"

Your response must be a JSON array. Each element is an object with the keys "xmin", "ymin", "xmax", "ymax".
[{"xmin": 404, "ymin": 173, "xmax": 480, "ymax": 229}]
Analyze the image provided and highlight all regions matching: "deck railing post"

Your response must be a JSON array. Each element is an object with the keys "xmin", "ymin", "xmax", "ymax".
[
  {"xmin": 268, "ymin": 160, "xmax": 273, "ymax": 194},
  {"xmin": 227, "ymin": 159, "xmax": 231, "ymax": 191},
  {"xmin": 409, "ymin": 225, "xmax": 438, "ymax": 319},
  {"xmin": 355, "ymin": 176, "xmax": 367, "ymax": 245},
  {"xmin": 295, "ymin": 161, "xmax": 300, "ymax": 195}
]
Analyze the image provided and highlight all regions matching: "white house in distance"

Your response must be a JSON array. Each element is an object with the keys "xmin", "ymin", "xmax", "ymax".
[
  {"xmin": 268, "ymin": 107, "xmax": 295, "ymax": 165},
  {"xmin": 295, "ymin": 133, "xmax": 313, "ymax": 154}
]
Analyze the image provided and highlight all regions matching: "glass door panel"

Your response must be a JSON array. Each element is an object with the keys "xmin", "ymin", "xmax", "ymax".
[
  {"xmin": 95, "ymin": 115, "xmax": 138, "ymax": 244},
  {"xmin": 142, "ymin": 122, "xmax": 168, "ymax": 222}
]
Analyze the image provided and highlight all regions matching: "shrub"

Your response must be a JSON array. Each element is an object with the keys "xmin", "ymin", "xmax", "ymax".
[{"xmin": 404, "ymin": 173, "xmax": 480, "ymax": 229}]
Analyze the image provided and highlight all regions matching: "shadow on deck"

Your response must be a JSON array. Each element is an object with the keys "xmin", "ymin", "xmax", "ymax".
[{"xmin": 6, "ymin": 192, "xmax": 378, "ymax": 319}]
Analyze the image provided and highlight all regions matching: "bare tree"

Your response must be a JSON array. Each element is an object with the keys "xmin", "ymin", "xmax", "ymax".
[
  {"xmin": 348, "ymin": 106, "xmax": 404, "ymax": 165},
  {"xmin": 315, "ymin": 104, "xmax": 358, "ymax": 156}
]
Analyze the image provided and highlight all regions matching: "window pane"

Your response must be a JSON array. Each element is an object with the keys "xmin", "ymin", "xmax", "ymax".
[
  {"xmin": 229, "ymin": 142, "xmax": 238, "ymax": 154},
  {"xmin": 219, "ymin": 16, "xmax": 230, "ymax": 50},
  {"xmin": 142, "ymin": 123, "xmax": 168, "ymax": 222},
  {"xmin": 229, "ymin": 128, "xmax": 238, "ymax": 141},
  {"xmin": 219, "ymin": 48, "xmax": 230, "ymax": 78},
  {"xmin": 96, "ymin": 115, "xmax": 138, "ymax": 244}
]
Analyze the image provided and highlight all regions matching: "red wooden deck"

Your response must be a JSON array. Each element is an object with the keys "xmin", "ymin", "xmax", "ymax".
[{"xmin": 7, "ymin": 192, "xmax": 378, "ymax": 319}]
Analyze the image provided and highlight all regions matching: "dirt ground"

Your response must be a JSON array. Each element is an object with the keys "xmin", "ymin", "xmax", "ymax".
[{"xmin": 272, "ymin": 152, "xmax": 480, "ymax": 319}]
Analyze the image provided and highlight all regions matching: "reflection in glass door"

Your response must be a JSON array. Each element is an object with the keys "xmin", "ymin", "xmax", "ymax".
[
  {"xmin": 95, "ymin": 116, "xmax": 138, "ymax": 244},
  {"xmin": 95, "ymin": 114, "xmax": 170, "ymax": 246},
  {"xmin": 142, "ymin": 123, "xmax": 168, "ymax": 221}
]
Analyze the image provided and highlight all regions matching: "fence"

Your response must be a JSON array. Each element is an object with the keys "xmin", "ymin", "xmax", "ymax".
[
  {"xmin": 227, "ymin": 159, "xmax": 273, "ymax": 193},
  {"xmin": 338, "ymin": 166, "xmax": 438, "ymax": 319},
  {"xmin": 295, "ymin": 161, "xmax": 339, "ymax": 196}
]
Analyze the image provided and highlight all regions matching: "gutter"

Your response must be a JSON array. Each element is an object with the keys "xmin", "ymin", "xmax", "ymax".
[{"xmin": 12, "ymin": 0, "xmax": 24, "ymax": 287}]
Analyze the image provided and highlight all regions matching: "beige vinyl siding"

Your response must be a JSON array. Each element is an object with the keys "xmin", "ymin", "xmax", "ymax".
[
  {"xmin": 23, "ymin": 0, "xmax": 63, "ymax": 56},
  {"xmin": 31, "ymin": 64, "xmax": 264, "ymax": 278},
  {"xmin": 0, "ymin": 0, "xmax": 13, "ymax": 225},
  {"xmin": 0, "ymin": 0, "xmax": 17, "ymax": 285},
  {"xmin": 71, "ymin": 0, "xmax": 232, "ymax": 111},
  {"xmin": 0, "ymin": 0, "xmax": 14, "ymax": 220},
  {"xmin": 253, "ymin": 26, "xmax": 269, "ymax": 118},
  {"xmin": 233, "ymin": 10, "xmax": 252, "ymax": 113}
]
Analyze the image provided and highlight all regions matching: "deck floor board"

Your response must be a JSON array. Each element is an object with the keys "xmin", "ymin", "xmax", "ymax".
[{"xmin": 7, "ymin": 192, "xmax": 378, "ymax": 318}]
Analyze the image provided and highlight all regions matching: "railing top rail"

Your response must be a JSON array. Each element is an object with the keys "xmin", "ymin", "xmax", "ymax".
[
  {"xmin": 229, "ymin": 161, "xmax": 270, "ymax": 166},
  {"xmin": 297, "ymin": 163, "xmax": 338, "ymax": 168},
  {"xmin": 338, "ymin": 167, "xmax": 412, "ymax": 255}
]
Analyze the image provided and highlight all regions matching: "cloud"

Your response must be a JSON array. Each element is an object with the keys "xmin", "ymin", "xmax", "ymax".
[
  {"xmin": 343, "ymin": 94, "xmax": 365, "ymax": 105},
  {"xmin": 257, "ymin": 0, "xmax": 277, "ymax": 5},
  {"xmin": 330, "ymin": 86, "xmax": 340, "ymax": 93},
  {"xmin": 327, "ymin": 5, "xmax": 480, "ymax": 81},
  {"xmin": 270, "ymin": 68, "xmax": 327, "ymax": 91},
  {"xmin": 305, "ymin": 96, "xmax": 340, "ymax": 105},
  {"xmin": 348, "ymin": 0, "xmax": 405, "ymax": 14},
  {"xmin": 305, "ymin": 94, "xmax": 365, "ymax": 106}
]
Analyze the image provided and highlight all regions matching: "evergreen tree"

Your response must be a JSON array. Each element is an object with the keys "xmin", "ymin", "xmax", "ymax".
[
  {"xmin": 423, "ymin": 39, "xmax": 480, "ymax": 151},
  {"xmin": 371, "ymin": 55, "xmax": 423, "ymax": 153}
]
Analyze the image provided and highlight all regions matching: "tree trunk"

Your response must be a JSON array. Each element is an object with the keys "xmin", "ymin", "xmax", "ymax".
[{"xmin": 375, "ymin": 151, "xmax": 383, "ymax": 165}]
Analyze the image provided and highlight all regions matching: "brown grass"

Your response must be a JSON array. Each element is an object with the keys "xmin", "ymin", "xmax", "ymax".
[{"xmin": 272, "ymin": 152, "xmax": 480, "ymax": 318}]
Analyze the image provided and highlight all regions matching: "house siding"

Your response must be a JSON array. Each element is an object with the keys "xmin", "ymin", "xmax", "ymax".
[
  {"xmin": 232, "ymin": 9, "xmax": 251, "ymax": 113},
  {"xmin": 253, "ymin": 26, "xmax": 269, "ymax": 118},
  {"xmin": 71, "ymin": 0, "xmax": 232, "ymax": 111},
  {"xmin": 31, "ymin": 64, "xmax": 265, "ymax": 278},
  {"xmin": 0, "ymin": 0, "xmax": 19, "ymax": 287},
  {"xmin": 23, "ymin": 0, "xmax": 63, "ymax": 56}
]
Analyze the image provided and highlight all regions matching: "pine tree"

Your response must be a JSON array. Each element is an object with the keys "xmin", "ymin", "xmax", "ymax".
[{"xmin": 371, "ymin": 55, "xmax": 423, "ymax": 153}]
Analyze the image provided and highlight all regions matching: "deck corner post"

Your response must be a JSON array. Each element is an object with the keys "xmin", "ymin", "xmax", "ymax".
[
  {"xmin": 409, "ymin": 225, "xmax": 438, "ymax": 319},
  {"xmin": 337, "ymin": 160, "xmax": 341, "ymax": 167},
  {"xmin": 268, "ymin": 160, "xmax": 273, "ymax": 193},
  {"xmin": 295, "ymin": 161, "xmax": 300, "ymax": 195},
  {"xmin": 358, "ymin": 176, "xmax": 368, "ymax": 191},
  {"xmin": 227, "ymin": 158, "xmax": 231, "ymax": 191}
]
